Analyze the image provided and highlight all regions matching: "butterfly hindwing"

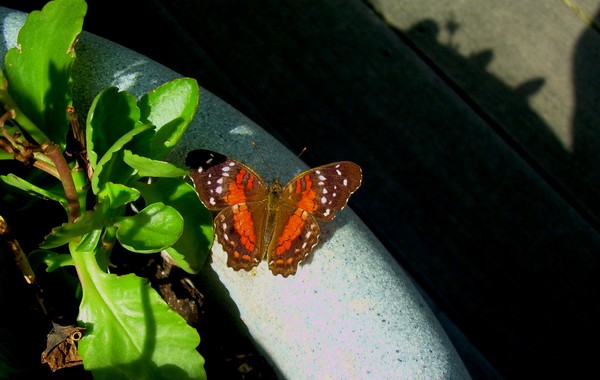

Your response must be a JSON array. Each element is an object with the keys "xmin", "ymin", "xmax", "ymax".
[
  {"xmin": 267, "ymin": 202, "xmax": 320, "ymax": 277},
  {"xmin": 214, "ymin": 199, "xmax": 269, "ymax": 271}
]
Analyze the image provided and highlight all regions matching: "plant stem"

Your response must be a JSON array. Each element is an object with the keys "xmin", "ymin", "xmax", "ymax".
[{"xmin": 43, "ymin": 142, "xmax": 80, "ymax": 221}]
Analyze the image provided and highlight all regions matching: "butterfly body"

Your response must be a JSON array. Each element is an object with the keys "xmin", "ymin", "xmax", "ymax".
[{"xmin": 186, "ymin": 149, "xmax": 362, "ymax": 277}]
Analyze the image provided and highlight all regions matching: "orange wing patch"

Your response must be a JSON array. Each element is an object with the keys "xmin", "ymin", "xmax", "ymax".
[
  {"xmin": 231, "ymin": 203, "xmax": 257, "ymax": 252},
  {"xmin": 215, "ymin": 202, "xmax": 266, "ymax": 271},
  {"xmin": 268, "ymin": 203, "xmax": 320, "ymax": 277},
  {"xmin": 275, "ymin": 208, "xmax": 308, "ymax": 255},
  {"xmin": 295, "ymin": 175, "xmax": 318, "ymax": 212}
]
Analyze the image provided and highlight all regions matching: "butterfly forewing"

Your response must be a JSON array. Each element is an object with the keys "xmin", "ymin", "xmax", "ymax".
[
  {"xmin": 281, "ymin": 161, "xmax": 362, "ymax": 221},
  {"xmin": 187, "ymin": 149, "xmax": 269, "ymax": 210}
]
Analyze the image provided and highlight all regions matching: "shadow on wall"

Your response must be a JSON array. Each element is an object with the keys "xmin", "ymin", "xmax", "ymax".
[
  {"xmin": 572, "ymin": 8, "xmax": 600, "ymax": 211},
  {"xmin": 401, "ymin": 9, "xmax": 600, "ymax": 225},
  {"xmin": 389, "ymin": 8, "xmax": 600, "ymax": 379}
]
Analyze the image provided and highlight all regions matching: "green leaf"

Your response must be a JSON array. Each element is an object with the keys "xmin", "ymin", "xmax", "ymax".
[
  {"xmin": 77, "ymin": 228, "xmax": 104, "ymax": 254},
  {"xmin": 91, "ymin": 123, "xmax": 153, "ymax": 194},
  {"xmin": 115, "ymin": 202, "xmax": 183, "ymax": 253},
  {"xmin": 0, "ymin": 150, "xmax": 13, "ymax": 160},
  {"xmin": 0, "ymin": 173, "xmax": 67, "ymax": 209},
  {"xmin": 3, "ymin": 0, "xmax": 87, "ymax": 147},
  {"xmin": 41, "ymin": 209, "xmax": 106, "ymax": 249},
  {"xmin": 123, "ymin": 150, "xmax": 189, "ymax": 178},
  {"xmin": 72, "ymin": 247, "xmax": 205, "ymax": 379},
  {"xmin": 28, "ymin": 249, "xmax": 74, "ymax": 272},
  {"xmin": 86, "ymin": 87, "xmax": 141, "ymax": 172},
  {"xmin": 97, "ymin": 182, "xmax": 140, "ymax": 211},
  {"xmin": 139, "ymin": 78, "xmax": 199, "ymax": 160},
  {"xmin": 134, "ymin": 178, "xmax": 212, "ymax": 273}
]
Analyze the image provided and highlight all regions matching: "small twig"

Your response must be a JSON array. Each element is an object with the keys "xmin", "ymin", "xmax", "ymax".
[
  {"xmin": 0, "ymin": 110, "xmax": 44, "ymax": 167},
  {"xmin": 0, "ymin": 109, "xmax": 81, "ymax": 219},
  {"xmin": 0, "ymin": 215, "xmax": 47, "ymax": 315},
  {"xmin": 0, "ymin": 109, "xmax": 16, "ymax": 130},
  {"xmin": 0, "ymin": 111, "xmax": 24, "ymax": 155},
  {"xmin": 32, "ymin": 155, "xmax": 61, "ymax": 179},
  {"xmin": 66, "ymin": 106, "xmax": 93, "ymax": 180}
]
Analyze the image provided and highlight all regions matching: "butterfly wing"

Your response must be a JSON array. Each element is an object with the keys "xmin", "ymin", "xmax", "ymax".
[
  {"xmin": 281, "ymin": 161, "xmax": 362, "ymax": 221},
  {"xmin": 186, "ymin": 149, "xmax": 270, "ymax": 270},
  {"xmin": 266, "ymin": 161, "xmax": 362, "ymax": 276},
  {"xmin": 267, "ymin": 202, "xmax": 320, "ymax": 277},
  {"xmin": 186, "ymin": 149, "xmax": 269, "ymax": 210},
  {"xmin": 214, "ymin": 199, "xmax": 269, "ymax": 270}
]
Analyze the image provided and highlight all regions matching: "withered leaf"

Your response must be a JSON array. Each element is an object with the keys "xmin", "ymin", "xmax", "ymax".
[{"xmin": 41, "ymin": 322, "xmax": 85, "ymax": 372}]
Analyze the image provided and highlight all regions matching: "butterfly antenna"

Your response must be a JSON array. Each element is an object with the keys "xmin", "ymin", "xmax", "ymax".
[
  {"xmin": 252, "ymin": 141, "xmax": 276, "ymax": 179},
  {"xmin": 297, "ymin": 146, "xmax": 307, "ymax": 158}
]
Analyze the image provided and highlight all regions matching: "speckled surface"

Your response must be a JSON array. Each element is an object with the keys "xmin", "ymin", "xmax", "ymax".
[{"xmin": 1, "ymin": 7, "xmax": 470, "ymax": 379}]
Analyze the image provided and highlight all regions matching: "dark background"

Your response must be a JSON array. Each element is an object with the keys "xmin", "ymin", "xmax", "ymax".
[{"xmin": 3, "ymin": 1, "xmax": 600, "ymax": 378}]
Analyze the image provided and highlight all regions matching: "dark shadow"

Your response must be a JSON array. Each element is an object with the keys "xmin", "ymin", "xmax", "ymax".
[
  {"xmin": 401, "ymin": 18, "xmax": 587, "ymax": 212},
  {"xmin": 572, "ymin": 8, "xmax": 600, "ymax": 212},
  {"xmin": 194, "ymin": 262, "xmax": 280, "ymax": 379},
  {"xmin": 400, "ymin": 13, "xmax": 600, "ymax": 226},
  {"xmin": 384, "ymin": 12, "xmax": 600, "ymax": 380}
]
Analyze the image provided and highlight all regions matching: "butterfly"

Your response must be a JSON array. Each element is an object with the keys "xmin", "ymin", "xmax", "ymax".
[{"xmin": 185, "ymin": 149, "xmax": 362, "ymax": 277}]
